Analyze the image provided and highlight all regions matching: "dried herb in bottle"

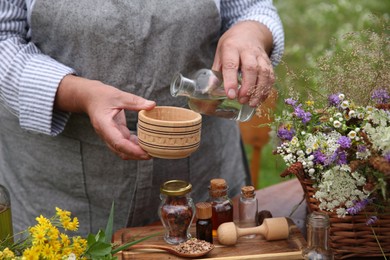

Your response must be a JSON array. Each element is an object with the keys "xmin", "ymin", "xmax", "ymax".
[{"xmin": 158, "ymin": 180, "xmax": 195, "ymax": 245}]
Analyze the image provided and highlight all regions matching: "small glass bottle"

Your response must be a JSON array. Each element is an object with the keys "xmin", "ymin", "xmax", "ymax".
[
  {"xmin": 195, "ymin": 202, "xmax": 213, "ymax": 243},
  {"xmin": 158, "ymin": 180, "xmax": 195, "ymax": 245},
  {"xmin": 207, "ymin": 178, "xmax": 233, "ymax": 237},
  {"xmin": 302, "ymin": 211, "xmax": 334, "ymax": 260},
  {"xmin": 0, "ymin": 184, "xmax": 13, "ymax": 245},
  {"xmin": 238, "ymin": 186, "xmax": 258, "ymax": 238},
  {"xmin": 170, "ymin": 68, "xmax": 256, "ymax": 122}
]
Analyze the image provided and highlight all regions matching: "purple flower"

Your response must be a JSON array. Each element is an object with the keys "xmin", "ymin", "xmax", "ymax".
[
  {"xmin": 313, "ymin": 150, "xmax": 327, "ymax": 165},
  {"xmin": 336, "ymin": 150, "xmax": 348, "ymax": 165},
  {"xmin": 285, "ymin": 98, "xmax": 298, "ymax": 107},
  {"xmin": 277, "ymin": 126, "xmax": 295, "ymax": 141},
  {"xmin": 371, "ymin": 88, "xmax": 390, "ymax": 104},
  {"xmin": 366, "ymin": 216, "xmax": 378, "ymax": 226},
  {"xmin": 338, "ymin": 136, "xmax": 352, "ymax": 149},
  {"xmin": 384, "ymin": 152, "xmax": 390, "ymax": 163},
  {"xmin": 357, "ymin": 145, "xmax": 367, "ymax": 153},
  {"xmin": 294, "ymin": 105, "xmax": 312, "ymax": 124},
  {"xmin": 347, "ymin": 199, "xmax": 372, "ymax": 215},
  {"xmin": 328, "ymin": 94, "xmax": 341, "ymax": 107},
  {"xmin": 327, "ymin": 148, "xmax": 348, "ymax": 165}
]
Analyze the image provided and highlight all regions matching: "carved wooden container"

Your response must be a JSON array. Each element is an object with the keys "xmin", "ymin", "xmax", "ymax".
[{"xmin": 138, "ymin": 106, "xmax": 202, "ymax": 159}]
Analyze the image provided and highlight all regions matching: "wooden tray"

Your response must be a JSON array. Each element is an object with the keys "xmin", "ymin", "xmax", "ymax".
[{"xmin": 113, "ymin": 218, "xmax": 306, "ymax": 259}]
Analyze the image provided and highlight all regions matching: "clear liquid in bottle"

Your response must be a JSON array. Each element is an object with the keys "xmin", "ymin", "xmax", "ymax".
[{"xmin": 171, "ymin": 69, "xmax": 255, "ymax": 122}]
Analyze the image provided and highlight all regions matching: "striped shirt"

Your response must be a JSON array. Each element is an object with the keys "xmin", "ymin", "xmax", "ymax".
[{"xmin": 0, "ymin": 0, "xmax": 284, "ymax": 135}]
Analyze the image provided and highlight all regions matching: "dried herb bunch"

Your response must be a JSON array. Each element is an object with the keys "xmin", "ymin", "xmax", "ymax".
[
  {"xmin": 313, "ymin": 24, "xmax": 390, "ymax": 106},
  {"xmin": 277, "ymin": 16, "xmax": 390, "ymax": 107}
]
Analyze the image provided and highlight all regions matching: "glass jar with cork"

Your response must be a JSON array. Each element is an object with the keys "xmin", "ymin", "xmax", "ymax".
[
  {"xmin": 238, "ymin": 185, "xmax": 258, "ymax": 238},
  {"xmin": 207, "ymin": 178, "xmax": 233, "ymax": 237}
]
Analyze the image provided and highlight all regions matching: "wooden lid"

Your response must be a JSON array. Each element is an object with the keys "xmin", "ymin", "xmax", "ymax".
[
  {"xmin": 210, "ymin": 178, "xmax": 227, "ymax": 190},
  {"xmin": 241, "ymin": 186, "xmax": 255, "ymax": 198},
  {"xmin": 196, "ymin": 202, "xmax": 212, "ymax": 219}
]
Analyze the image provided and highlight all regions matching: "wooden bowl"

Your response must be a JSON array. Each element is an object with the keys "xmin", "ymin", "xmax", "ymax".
[{"xmin": 137, "ymin": 106, "xmax": 202, "ymax": 159}]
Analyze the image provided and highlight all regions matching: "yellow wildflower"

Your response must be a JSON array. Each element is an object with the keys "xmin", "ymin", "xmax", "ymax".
[
  {"xmin": 35, "ymin": 215, "xmax": 49, "ymax": 226},
  {"xmin": 55, "ymin": 208, "xmax": 70, "ymax": 217},
  {"xmin": 0, "ymin": 247, "xmax": 15, "ymax": 259},
  {"xmin": 23, "ymin": 247, "xmax": 40, "ymax": 260},
  {"xmin": 306, "ymin": 100, "xmax": 314, "ymax": 107},
  {"xmin": 71, "ymin": 237, "xmax": 88, "ymax": 256},
  {"xmin": 31, "ymin": 226, "xmax": 46, "ymax": 245},
  {"xmin": 60, "ymin": 234, "xmax": 70, "ymax": 247},
  {"xmin": 65, "ymin": 218, "xmax": 79, "ymax": 231}
]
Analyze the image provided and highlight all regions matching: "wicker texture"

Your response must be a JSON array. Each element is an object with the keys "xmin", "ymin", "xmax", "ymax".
[{"xmin": 282, "ymin": 162, "xmax": 390, "ymax": 259}]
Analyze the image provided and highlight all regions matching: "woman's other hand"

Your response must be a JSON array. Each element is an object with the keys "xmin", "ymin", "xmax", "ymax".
[
  {"xmin": 212, "ymin": 21, "xmax": 275, "ymax": 107},
  {"xmin": 55, "ymin": 75, "xmax": 156, "ymax": 160}
]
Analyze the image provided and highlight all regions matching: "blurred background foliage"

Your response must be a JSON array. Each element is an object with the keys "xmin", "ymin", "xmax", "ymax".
[{"xmin": 247, "ymin": 0, "xmax": 390, "ymax": 189}]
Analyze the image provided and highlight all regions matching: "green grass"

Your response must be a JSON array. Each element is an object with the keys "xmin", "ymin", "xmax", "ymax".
[{"xmin": 247, "ymin": 0, "xmax": 390, "ymax": 189}]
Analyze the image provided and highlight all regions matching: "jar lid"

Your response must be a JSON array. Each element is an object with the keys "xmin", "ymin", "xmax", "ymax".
[
  {"xmin": 241, "ymin": 186, "xmax": 255, "ymax": 198},
  {"xmin": 209, "ymin": 178, "xmax": 227, "ymax": 190},
  {"xmin": 160, "ymin": 180, "xmax": 192, "ymax": 196},
  {"xmin": 196, "ymin": 202, "xmax": 212, "ymax": 219}
]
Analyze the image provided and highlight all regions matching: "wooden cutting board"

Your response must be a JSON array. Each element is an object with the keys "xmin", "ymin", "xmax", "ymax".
[{"xmin": 113, "ymin": 218, "xmax": 306, "ymax": 259}]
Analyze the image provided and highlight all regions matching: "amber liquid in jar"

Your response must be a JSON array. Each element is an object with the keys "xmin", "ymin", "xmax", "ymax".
[
  {"xmin": 207, "ymin": 178, "xmax": 233, "ymax": 237},
  {"xmin": 211, "ymin": 202, "xmax": 233, "ymax": 236}
]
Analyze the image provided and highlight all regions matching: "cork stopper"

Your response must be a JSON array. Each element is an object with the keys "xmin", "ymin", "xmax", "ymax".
[
  {"xmin": 241, "ymin": 186, "xmax": 255, "ymax": 198},
  {"xmin": 196, "ymin": 202, "xmax": 212, "ymax": 219},
  {"xmin": 210, "ymin": 178, "xmax": 227, "ymax": 190},
  {"xmin": 209, "ymin": 178, "xmax": 228, "ymax": 197}
]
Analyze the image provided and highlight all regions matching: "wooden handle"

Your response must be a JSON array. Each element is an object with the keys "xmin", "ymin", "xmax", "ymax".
[
  {"xmin": 237, "ymin": 217, "xmax": 289, "ymax": 241},
  {"xmin": 129, "ymin": 244, "xmax": 175, "ymax": 253},
  {"xmin": 236, "ymin": 224, "xmax": 267, "ymax": 237}
]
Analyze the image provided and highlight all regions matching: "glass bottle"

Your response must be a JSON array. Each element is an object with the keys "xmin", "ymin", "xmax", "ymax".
[
  {"xmin": 302, "ymin": 211, "xmax": 334, "ymax": 260},
  {"xmin": 207, "ymin": 178, "xmax": 233, "ymax": 237},
  {"xmin": 170, "ymin": 68, "xmax": 256, "ymax": 122},
  {"xmin": 195, "ymin": 202, "xmax": 213, "ymax": 243},
  {"xmin": 0, "ymin": 184, "xmax": 13, "ymax": 245},
  {"xmin": 158, "ymin": 180, "xmax": 195, "ymax": 245},
  {"xmin": 238, "ymin": 186, "xmax": 258, "ymax": 238}
]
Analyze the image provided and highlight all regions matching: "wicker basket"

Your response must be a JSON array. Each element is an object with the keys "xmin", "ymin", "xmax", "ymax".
[{"xmin": 282, "ymin": 162, "xmax": 390, "ymax": 259}]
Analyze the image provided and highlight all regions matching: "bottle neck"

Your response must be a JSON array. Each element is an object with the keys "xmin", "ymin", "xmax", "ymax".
[
  {"xmin": 170, "ymin": 72, "xmax": 195, "ymax": 97},
  {"xmin": 209, "ymin": 187, "xmax": 228, "ymax": 198},
  {"xmin": 307, "ymin": 213, "xmax": 331, "ymax": 250}
]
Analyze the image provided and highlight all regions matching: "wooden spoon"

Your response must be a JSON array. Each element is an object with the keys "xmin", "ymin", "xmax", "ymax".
[{"xmin": 127, "ymin": 243, "xmax": 215, "ymax": 258}]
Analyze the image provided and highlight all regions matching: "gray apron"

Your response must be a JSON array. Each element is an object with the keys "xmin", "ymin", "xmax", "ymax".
[{"xmin": 0, "ymin": 0, "xmax": 247, "ymax": 235}]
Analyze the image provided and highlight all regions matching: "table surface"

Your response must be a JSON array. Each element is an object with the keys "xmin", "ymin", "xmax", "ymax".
[
  {"xmin": 113, "ymin": 218, "xmax": 306, "ymax": 259},
  {"xmin": 113, "ymin": 179, "xmax": 386, "ymax": 259}
]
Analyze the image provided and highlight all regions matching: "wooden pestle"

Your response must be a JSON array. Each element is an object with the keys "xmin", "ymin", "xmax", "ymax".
[{"xmin": 217, "ymin": 217, "xmax": 289, "ymax": 246}]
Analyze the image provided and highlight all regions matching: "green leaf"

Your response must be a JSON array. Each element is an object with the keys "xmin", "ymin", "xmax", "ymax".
[
  {"xmin": 95, "ymin": 230, "xmax": 107, "ymax": 243},
  {"xmin": 111, "ymin": 232, "xmax": 162, "ymax": 255},
  {"xmin": 86, "ymin": 241, "xmax": 112, "ymax": 257},
  {"xmin": 105, "ymin": 201, "xmax": 115, "ymax": 244},
  {"xmin": 86, "ymin": 233, "xmax": 97, "ymax": 248}
]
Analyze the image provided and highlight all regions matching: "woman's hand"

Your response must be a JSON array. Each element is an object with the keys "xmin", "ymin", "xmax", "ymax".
[
  {"xmin": 55, "ymin": 75, "xmax": 156, "ymax": 160},
  {"xmin": 212, "ymin": 21, "xmax": 275, "ymax": 107}
]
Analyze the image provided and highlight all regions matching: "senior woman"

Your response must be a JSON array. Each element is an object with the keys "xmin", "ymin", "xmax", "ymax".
[{"xmin": 0, "ymin": 0, "xmax": 284, "ymax": 236}]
